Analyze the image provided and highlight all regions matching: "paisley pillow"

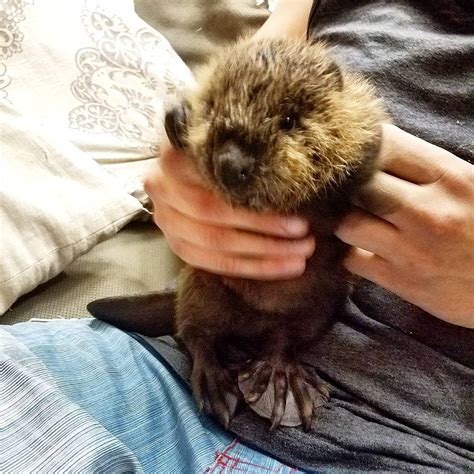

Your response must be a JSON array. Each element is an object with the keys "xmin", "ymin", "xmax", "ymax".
[{"xmin": 0, "ymin": 0, "xmax": 194, "ymax": 202}]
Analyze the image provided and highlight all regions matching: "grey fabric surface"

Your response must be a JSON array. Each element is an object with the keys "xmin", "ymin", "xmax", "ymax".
[
  {"xmin": 148, "ymin": 297, "xmax": 474, "ymax": 472},
  {"xmin": 135, "ymin": 0, "xmax": 269, "ymax": 72},
  {"xmin": 2, "ymin": 223, "xmax": 182, "ymax": 325},
  {"xmin": 308, "ymin": 0, "xmax": 473, "ymax": 163}
]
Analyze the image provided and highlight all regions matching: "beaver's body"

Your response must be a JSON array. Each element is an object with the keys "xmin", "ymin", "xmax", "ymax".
[
  {"xmin": 167, "ymin": 38, "xmax": 386, "ymax": 430},
  {"xmin": 89, "ymin": 37, "xmax": 386, "ymax": 431}
]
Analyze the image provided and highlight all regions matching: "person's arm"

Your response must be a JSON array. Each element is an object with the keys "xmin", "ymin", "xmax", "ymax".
[
  {"xmin": 336, "ymin": 124, "xmax": 474, "ymax": 328},
  {"xmin": 253, "ymin": 0, "xmax": 313, "ymax": 40}
]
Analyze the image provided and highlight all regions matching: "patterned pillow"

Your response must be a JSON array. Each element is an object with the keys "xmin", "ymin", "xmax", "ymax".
[
  {"xmin": 0, "ymin": 0, "xmax": 193, "ymax": 315},
  {"xmin": 0, "ymin": 0, "xmax": 194, "ymax": 201}
]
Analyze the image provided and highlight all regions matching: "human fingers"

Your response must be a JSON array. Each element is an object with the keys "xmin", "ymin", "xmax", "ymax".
[
  {"xmin": 378, "ymin": 124, "xmax": 470, "ymax": 184},
  {"xmin": 159, "ymin": 142, "xmax": 203, "ymax": 185},
  {"xmin": 342, "ymin": 247, "xmax": 424, "ymax": 311},
  {"xmin": 167, "ymin": 237, "xmax": 307, "ymax": 280},
  {"xmin": 337, "ymin": 208, "xmax": 436, "ymax": 287},
  {"xmin": 146, "ymin": 161, "xmax": 310, "ymax": 239},
  {"xmin": 164, "ymin": 182, "xmax": 309, "ymax": 237},
  {"xmin": 154, "ymin": 201, "xmax": 316, "ymax": 259},
  {"xmin": 340, "ymin": 247, "xmax": 394, "ymax": 291},
  {"xmin": 357, "ymin": 163, "xmax": 473, "ymax": 235},
  {"xmin": 355, "ymin": 171, "xmax": 419, "ymax": 228},
  {"xmin": 335, "ymin": 208, "xmax": 400, "ymax": 261},
  {"xmin": 343, "ymin": 245, "xmax": 474, "ymax": 328}
]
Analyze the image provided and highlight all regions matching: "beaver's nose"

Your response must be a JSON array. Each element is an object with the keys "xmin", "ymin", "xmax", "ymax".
[{"xmin": 214, "ymin": 141, "xmax": 255, "ymax": 192}]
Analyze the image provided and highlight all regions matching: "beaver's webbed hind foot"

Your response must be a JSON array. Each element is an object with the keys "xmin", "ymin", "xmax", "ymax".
[{"xmin": 238, "ymin": 356, "xmax": 329, "ymax": 431}]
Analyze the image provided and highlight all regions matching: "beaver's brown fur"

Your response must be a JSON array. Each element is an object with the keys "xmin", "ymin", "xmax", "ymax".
[
  {"xmin": 164, "ymin": 37, "xmax": 387, "ymax": 430},
  {"xmin": 89, "ymin": 37, "xmax": 387, "ymax": 431}
]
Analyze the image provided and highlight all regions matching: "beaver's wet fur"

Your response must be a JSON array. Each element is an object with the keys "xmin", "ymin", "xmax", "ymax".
[{"xmin": 90, "ymin": 37, "xmax": 387, "ymax": 431}]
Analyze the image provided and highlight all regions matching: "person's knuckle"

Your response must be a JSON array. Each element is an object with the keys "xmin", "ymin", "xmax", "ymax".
[
  {"xmin": 193, "ymin": 192, "xmax": 221, "ymax": 220},
  {"xmin": 201, "ymin": 227, "xmax": 224, "ymax": 249},
  {"xmin": 433, "ymin": 158, "xmax": 472, "ymax": 190},
  {"xmin": 400, "ymin": 246, "xmax": 435, "ymax": 275},
  {"xmin": 152, "ymin": 208, "xmax": 165, "ymax": 228},
  {"xmin": 219, "ymin": 256, "xmax": 239, "ymax": 276},
  {"xmin": 372, "ymin": 256, "xmax": 399, "ymax": 290},
  {"xmin": 150, "ymin": 195, "xmax": 170, "ymax": 222},
  {"xmin": 155, "ymin": 214, "xmax": 175, "ymax": 239},
  {"xmin": 144, "ymin": 172, "xmax": 165, "ymax": 200},
  {"xmin": 265, "ymin": 257, "xmax": 303, "ymax": 279},
  {"xmin": 159, "ymin": 146, "xmax": 177, "ymax": 173},
  {"xmin": 359, "ymin": 183, "xmax": 405, "ymax": 218},
  {"xmin": 168, "ymin": 238, "xmax": 185, "ymax": 259},
  {"xmin": 337, "ymin": 213, "xmax": 358, "ymax": 237},
  {"xmin": 275, "ymin": 238, "xmax": 302, "ymax": 257},
  {"xmin": 428, "ymin": 208, "xmax": 465, "ymax": 238},
  {"xmin": 143, "ymin": 173, "xmax": 155, "ymax": 196},
  {"xmin": 445, "ymin": 212, "xmax": 466, "ymax": 238}
]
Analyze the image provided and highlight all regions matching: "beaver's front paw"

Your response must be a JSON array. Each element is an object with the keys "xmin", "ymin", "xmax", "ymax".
[{"xmin": 238, "ymin": 358, "xmax": 329, "ymax": 431}]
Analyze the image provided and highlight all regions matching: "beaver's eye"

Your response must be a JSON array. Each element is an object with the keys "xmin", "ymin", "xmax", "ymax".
[{"xmin": 279, "ymin": 115, "xmax": 297, "ymax": 131}]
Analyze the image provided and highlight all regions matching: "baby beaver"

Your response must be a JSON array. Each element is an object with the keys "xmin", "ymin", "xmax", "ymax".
[{"xmin": 89, "ymin": 37, "xmax": 387, "ymax": 431}]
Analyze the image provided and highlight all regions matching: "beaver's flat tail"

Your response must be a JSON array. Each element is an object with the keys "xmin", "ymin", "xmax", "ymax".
[{"xmin": 87, "ymin": 290, "xmax": 176, "ymax": 337}]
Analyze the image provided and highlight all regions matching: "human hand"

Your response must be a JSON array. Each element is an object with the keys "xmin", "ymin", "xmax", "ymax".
[
  {"xmin": 336, "ymin": 124, "xmax": 474, "ymax": 328},
  {"xmin": 144, "ymin": 143, "xmax": 315, "ymax": 280}
]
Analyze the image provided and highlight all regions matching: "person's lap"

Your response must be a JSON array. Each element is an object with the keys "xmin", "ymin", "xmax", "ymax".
[
  {"xmin": 2, "ymin": 301, "xmax": 472, "ymax": 472},
  {"xmin": 0, "ymin": 318, "xmax": 299, "ymax": 473}
]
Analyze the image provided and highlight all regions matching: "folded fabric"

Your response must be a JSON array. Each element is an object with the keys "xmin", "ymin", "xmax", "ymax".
[
  {"xmin": 0, "ymin": 327, "xmax": 141, "ymax": 472},
  {"xmin": 0, "ymin": 0, "xmax": 197, "ymax": 313},
  {"xmin": 0, "ymin": 104, "xmax": 143, "ymax": 315}
]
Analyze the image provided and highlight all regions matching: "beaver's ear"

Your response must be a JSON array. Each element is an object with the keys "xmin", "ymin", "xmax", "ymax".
[
  {"xmin": 165, "ymin": 102, "xmax": 190, "ymax": 150},
  {"xmin": 325, "ymin": 60, "xmax": 343, "ymax": 91}
]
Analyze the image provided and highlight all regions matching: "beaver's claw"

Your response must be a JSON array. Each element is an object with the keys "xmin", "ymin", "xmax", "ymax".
[
  {"xmin": 238, "ymin": 358, "xmax": 329, "ymax": 431},
  {"xmin": 191, "ymin": 354, "xmax": 240, "ymax": 429}
]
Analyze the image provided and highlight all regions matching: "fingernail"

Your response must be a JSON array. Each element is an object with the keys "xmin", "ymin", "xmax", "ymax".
[
  {"xmin": 303, "ymin": 236, "xmax": 316, "ymax": 256},
  {"xmin": 289, "ymin": 236, "xmax": 316, "ymax": 257},
  {"xmin": 283, "ymin": 217, "xmax": 308, "ymax": 236},
  {"xmin": 285, "ymin": 259, "xmax": 306, "ymax": 278}
]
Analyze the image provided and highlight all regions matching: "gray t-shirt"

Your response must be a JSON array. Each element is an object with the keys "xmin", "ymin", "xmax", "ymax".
[
  {"xmin": 307, "ymin": 0, "xmax": 473, "ymax": 163},
  {"xmin": 149, "ymin": 2, "xmax": 474, "ymax": 471}
]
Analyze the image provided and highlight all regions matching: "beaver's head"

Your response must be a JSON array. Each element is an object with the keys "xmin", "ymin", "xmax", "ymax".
[{"xmin": 165, "ymin": 38, "xmax": 386, "ymax": 212}]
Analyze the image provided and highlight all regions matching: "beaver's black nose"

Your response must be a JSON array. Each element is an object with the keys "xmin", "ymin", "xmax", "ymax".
[{"xmin": 214, "ymin": 142, "xmax": 255, "ymax": 192}]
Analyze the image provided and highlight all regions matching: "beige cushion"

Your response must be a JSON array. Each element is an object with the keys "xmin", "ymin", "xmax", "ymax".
[
  {"xmin": 0, "ymin": 105, "xmax": 143, "ymax": 316},
  {"xmin": 135, "ymin": 0, "xmax": 270, "ymax": 72},
  {"xmin": 1, "ymin": 222, "xmax": 181, "ymax": 325},
  {"xmin": 0, "ymin": 0, "xmax": 197, "ymax": 316}
]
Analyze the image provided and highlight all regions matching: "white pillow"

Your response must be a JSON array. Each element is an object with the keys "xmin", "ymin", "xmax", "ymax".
[
  {"xmin": 1, "ymin": 0, "xmax": 194, "ymax": 202},
  {"xmin": 0, "ymin": 105, "xmax": 144, "ymax": 316},
  {"xmin": 0, "ymin": 0, "xmax": 195, "ymax": 314}
]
